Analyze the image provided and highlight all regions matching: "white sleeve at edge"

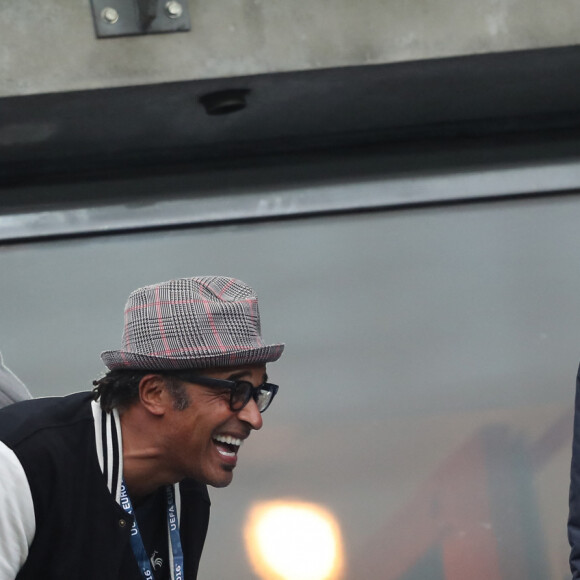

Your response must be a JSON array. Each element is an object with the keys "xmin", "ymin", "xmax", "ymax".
[{"xmin": 0, "ymin": 442, "xmax": 35, "ymax": 579}]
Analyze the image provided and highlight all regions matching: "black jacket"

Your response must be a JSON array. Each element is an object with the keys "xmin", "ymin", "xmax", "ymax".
[
  {"xmin": 570, "ymin": 365, "xmax": 580, "ymax": 578},
  {"xmin": 0, "ymin": 392, "xmax": 210, "ymax": 580}
]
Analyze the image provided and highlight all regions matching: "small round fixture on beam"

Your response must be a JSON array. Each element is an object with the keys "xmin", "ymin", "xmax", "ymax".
[
  {"xmin": 165, "ymin": 1, "xmax": 183, "ymax": 19},
  {"xmin": 101, "ymin": 7, "xmax": 119, "ymax": 24},
  {"xmin": 199, "ymin": 89, "xmax": 250, "ymax": 116}
]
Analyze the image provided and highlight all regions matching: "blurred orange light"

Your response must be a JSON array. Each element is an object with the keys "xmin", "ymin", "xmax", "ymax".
[{"xmin": 244, "ymin": 499, "xmax": 345, "ymax": 580}]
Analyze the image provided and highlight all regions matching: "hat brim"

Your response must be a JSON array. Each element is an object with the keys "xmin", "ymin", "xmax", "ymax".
[{"xmin": 101, "ymin": 344, "xmax": 284, "ymax": 371}]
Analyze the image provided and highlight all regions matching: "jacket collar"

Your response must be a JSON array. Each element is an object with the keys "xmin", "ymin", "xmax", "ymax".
[
  {"xmin": 91, "ymin": 401, "xmax": 124, "ymax": 505},
  {"xmin": 90, "ymin": 400, "xmax": 182, "ymax": 525}
]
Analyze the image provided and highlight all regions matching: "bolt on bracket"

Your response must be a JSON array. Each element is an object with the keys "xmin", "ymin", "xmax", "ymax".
[{"xmin": 90, "ymin": 0, "xmax": 190, "ymax": 38}]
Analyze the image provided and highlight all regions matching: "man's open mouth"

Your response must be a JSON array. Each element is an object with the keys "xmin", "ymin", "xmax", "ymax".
[{"xmin": 212, "ymin": 434, "xmax": 243, "ymax": 458}]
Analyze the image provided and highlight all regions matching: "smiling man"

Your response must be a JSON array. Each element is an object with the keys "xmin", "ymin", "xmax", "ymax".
[{"xmin": 0, "ymin": 277, "xmax": 284, "ymax": 580}]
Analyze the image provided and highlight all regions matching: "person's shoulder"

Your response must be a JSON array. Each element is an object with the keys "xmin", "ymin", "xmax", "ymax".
[
  {"xmin": 0, "ymin": 391, "xmax": 94, "ymax": 448},
  {"xmin": 0, "ymin": 351, "xmax": 32, "ymax": 408}
]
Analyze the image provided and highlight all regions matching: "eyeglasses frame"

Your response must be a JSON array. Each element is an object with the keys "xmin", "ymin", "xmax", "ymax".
[{"xmin": 170, "ymin": 373, "xmax": 279, "ymax": 413}]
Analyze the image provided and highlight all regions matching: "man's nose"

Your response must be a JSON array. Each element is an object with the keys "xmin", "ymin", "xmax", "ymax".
[{"xmin": 237, "ymin": 398, "xmax": 263, "ymax": 430}]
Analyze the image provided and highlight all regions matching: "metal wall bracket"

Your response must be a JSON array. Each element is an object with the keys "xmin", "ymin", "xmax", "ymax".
[{"xmin": 90, "ymin": 0, "xmax": 191, "ymax": 38}]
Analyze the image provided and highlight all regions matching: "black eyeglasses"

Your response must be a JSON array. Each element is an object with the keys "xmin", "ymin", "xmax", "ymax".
[{"xmin": 173, "ymin": 374, "xmax": 279, "ymax": 413}]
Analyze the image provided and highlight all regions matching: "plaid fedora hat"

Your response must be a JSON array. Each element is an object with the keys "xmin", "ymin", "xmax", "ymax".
[{"xmin": 101, "ymin": 276, "xmax": 284, "ymax": 370}]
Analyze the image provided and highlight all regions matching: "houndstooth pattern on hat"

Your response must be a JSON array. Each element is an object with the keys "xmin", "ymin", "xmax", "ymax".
[{"xmin": 101, "ymin": 276, "xmax": 284, "ymax": 370}]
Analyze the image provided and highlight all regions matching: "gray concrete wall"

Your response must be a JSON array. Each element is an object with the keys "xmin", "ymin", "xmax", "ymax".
[{"xmin": 2, "ymin": 0, "xmax": 580, "ymax": 97}]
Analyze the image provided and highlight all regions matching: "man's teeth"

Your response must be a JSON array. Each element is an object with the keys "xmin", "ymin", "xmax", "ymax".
[{"xmin": 213, "ymin": 434, "xmax": 243, "ymax": 447}]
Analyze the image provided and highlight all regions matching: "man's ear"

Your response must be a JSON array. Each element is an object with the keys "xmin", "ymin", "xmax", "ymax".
[{"xmin": 138, "ymin": 374, "xmax": 170, "ymax": 416}]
